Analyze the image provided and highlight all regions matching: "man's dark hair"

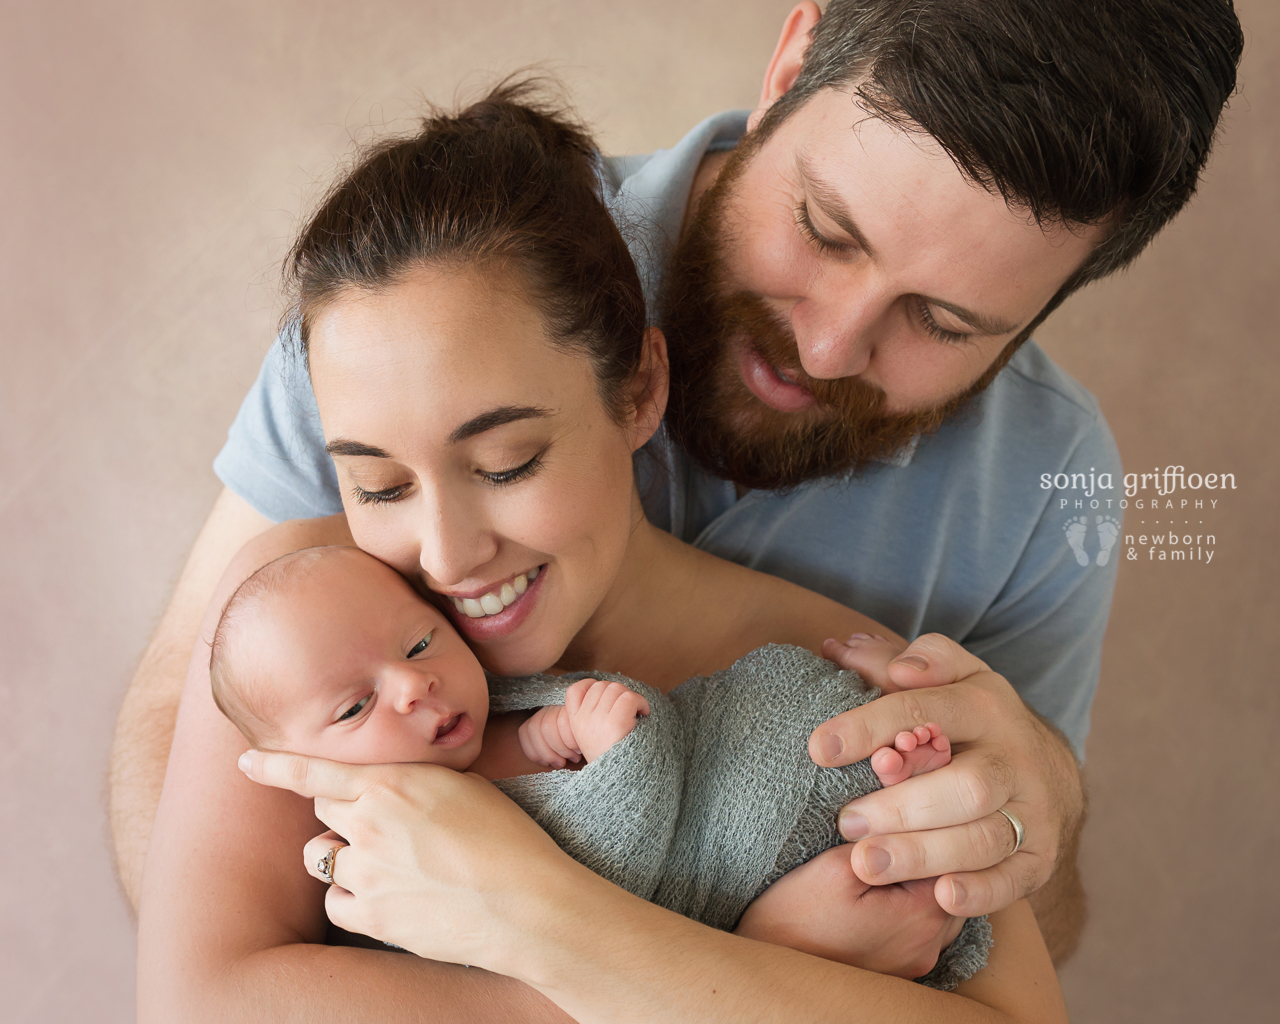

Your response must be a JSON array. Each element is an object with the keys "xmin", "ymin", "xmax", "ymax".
[{"xmin": 757, "ymin": 0, "xmax": 1244, "ymax": 301}]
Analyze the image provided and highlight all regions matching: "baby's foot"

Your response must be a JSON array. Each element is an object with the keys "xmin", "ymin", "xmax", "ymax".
[{"xmin": 870, "ymin": 723, "xmax": 951, "ymax": 787}]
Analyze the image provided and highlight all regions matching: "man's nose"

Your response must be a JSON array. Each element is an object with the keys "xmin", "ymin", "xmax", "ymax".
[
  {"xmin": 790, "ymin": 276, "xmax": 894, "ymax": 380},
  {"xmin": 416, "ymin": 485, "xmax": 500, "ymax": 587}
]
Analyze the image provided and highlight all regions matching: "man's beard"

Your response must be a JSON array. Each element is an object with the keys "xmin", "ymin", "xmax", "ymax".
[{"xmin": 660, "ymin": 144, "xmax": 999, "ymax": 492}]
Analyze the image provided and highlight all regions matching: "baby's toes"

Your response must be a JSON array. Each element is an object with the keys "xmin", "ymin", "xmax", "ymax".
[
  {"xmin": 871, "ymin": 745, "xmax": 911, "ymax": 787},
  {"xmin": 891, "ymin": 736, "xmax": 952, "ymax": 780},
  {"xmin": 927, "ymin": 732, "xmax": 951, "ymax": 767},
  {"xmin": 893, "ymin": 729, "xmax": 920, "ymax": 753}
]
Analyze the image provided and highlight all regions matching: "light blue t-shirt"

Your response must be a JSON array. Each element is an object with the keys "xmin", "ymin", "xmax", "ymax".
[{"xmin": 214, "ymin": 111, "xmax": 1121, "ymax": 758}]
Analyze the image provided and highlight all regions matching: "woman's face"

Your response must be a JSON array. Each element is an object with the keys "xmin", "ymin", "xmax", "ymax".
[{"xmin": 307, "ymin": 265, "xmax": 654, "ymax": 676}]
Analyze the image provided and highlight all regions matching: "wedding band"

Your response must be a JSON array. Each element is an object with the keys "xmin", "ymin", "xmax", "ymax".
[
  {"xmin": 997, "ymin": 808, "xmax": 1026, "ymax": 855},
  {"xmin": 317, "ymin": 844, "xmax": 343, "ymax": 886}
]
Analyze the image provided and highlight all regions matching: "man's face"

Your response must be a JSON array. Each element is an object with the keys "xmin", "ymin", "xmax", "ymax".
[{"xmin": 662, "ymin": 88, "xmax": 1103, "ymax": 488}]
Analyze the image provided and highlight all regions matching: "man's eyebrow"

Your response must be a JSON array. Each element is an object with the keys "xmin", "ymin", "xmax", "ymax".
[
  {"xmin": 924, "ymin": 296, "xmax": 1021, "ymax": 337},
  {"xmin": 797, "ymin": 155, "xmax": 879, "ymax": 261},
  {"xmin": 448, "ymin": 405, "xmax": 552, "ymax": 444},
  {"xmin": 326, "ymin": 439, "xmax": 393, "ymax": 458}
]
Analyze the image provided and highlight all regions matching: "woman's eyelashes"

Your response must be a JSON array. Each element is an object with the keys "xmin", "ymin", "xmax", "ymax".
[
  {"xmin": 348, "ymin": 447, "xmax": 549, "ymax": 506},
  {"xmin": 337, "ymin": 693, "xmax": 372, "ymax": 722},
  {"xmin": 479, "ymin": 448, "xmax": 546, "ymax": 487},
  {"xmin": 408, "ymin": 631, "xmax": 433, "ymax": 658},
  {"xmin": 351, "ymin": 482, "xmax": 411, "ymax": 507}
]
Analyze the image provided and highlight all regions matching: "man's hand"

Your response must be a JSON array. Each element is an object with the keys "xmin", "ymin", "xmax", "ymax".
[
  {"xmin": 810, "ymin": 633, "xmax": 1084, "ymax": 921},
  {"xmin": 735, "ymin": 844, "xmax": 963, "ymax": 979}
]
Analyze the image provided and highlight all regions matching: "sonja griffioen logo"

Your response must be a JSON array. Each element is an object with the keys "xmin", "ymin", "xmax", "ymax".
[{"xmin": 1041, "ymin": 465, "xmax": 1235, "ymax": 567}]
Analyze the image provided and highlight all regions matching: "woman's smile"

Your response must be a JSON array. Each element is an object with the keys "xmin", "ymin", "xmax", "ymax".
[{"xmin": 435, "ymin": 563, "xmax": 548, "ymax": 642}]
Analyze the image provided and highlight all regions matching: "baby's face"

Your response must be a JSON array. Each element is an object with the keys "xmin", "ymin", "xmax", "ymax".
[{"xmin": 246, "ymin": 549, "xmax": 489, "ymax": 769}]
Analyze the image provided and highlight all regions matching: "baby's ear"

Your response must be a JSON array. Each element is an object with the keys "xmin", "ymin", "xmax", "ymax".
[{"xmin": 627, "ymin": 327, "xmax": 669, "ymax": 451}]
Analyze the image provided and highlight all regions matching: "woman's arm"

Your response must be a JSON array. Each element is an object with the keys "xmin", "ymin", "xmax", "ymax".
[
  {"xmin": 135, "ymin": 516, "xmax": 574, "ymax": 1024},
  {"xmin": 242, "ymin": 753, "xmax": 1068, "ymax": 1024}
]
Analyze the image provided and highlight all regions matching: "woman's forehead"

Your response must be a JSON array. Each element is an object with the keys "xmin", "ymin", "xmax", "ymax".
[{"xmin": 307, "ymin": 265, "xmax": 596, "ymax": 439}]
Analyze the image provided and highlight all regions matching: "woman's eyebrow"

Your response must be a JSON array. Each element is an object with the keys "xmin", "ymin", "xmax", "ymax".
[
  {"xmin": 326, "ymin": 439, "xmax": 392, "ymax": 458},
  {"xmin": 448, "ymin": 405, "xmax": 551, "ymax": 444}
]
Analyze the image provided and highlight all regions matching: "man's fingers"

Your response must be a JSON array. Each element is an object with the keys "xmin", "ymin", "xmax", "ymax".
[
  {"xmin": 935, "ymin": 853, "xmax": 1042, "ymax": 918},
  {"xmin": 847, "ymin": 808, "xmax": 1038, "ymax": 886},
  {"xmin": 838, "ymin": 750, "xmax": 1015, "ymax": 837},
  {"xmin": 238, "ymin": 749, "xmax": 367, "ymax": 801},
  {"xmin": 811, "ymin": 682, "xmax": 1004, "ymax": 766},
  {"xmin": 886, "ymin": 633, "xmax": 990, "ymax": 690}
]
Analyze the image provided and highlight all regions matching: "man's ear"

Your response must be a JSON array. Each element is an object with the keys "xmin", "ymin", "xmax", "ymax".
[
  {"xmin": 627, "ymin": 326, "xmax": 670, "ymax": 452},
  {"xmin": 747, "ymin": 2, "xmax": 822, "ymax": 134}
]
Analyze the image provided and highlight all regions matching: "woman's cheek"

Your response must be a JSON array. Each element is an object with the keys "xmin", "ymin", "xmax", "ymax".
[{"xmin": 347, "ymin": 506, "xmax": 420, "ymax": 578}]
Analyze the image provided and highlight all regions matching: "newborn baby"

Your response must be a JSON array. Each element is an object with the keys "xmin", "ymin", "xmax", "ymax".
[{"xmin": 210, "ymin": 545, "xmax": 985, "ymax": 987}]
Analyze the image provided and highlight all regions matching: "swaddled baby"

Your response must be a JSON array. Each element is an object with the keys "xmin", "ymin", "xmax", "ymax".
[{"xmin": 210, "ymin": 544, "xmax": 989, "ymax": 988}]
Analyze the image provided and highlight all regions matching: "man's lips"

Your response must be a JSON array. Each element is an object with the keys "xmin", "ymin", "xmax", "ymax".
[{"xmin": 735, "ymin": 340, "xmax": 818, "ymax": 413}]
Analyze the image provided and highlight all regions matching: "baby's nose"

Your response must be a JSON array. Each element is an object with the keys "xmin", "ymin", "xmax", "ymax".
[{"xmin": 391, "ymin": 670, "xmax": 436, "ymax": 714}]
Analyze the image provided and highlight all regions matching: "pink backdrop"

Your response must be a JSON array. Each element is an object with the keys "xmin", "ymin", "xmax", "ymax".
[{"xmin": 2, "ymin": 2, "xmax": 1275, "ymax": 1020}]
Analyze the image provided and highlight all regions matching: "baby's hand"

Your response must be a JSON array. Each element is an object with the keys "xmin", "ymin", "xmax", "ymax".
[
  {"xmin": 518, "ymin": 705, "xmax": 581, "ymax": 769},
  {"xmin": 516, "ymin": 679, "xmax": 650, "ymax": 768},
  {"xmin": 822, "ymin": 633, "xmax": 953, "ymax": 787},
  {"xmin": 564, "ymin": 678, "xmax": 650, "ymax": 763}
]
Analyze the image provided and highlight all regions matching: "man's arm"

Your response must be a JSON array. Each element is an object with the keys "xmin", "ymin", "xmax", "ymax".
[{"xmin": 108, "ymin": 486, "xmax": 272, "ymax": 910}]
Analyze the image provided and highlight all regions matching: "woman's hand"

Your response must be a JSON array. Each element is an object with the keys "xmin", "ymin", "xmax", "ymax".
[
  {"xmin": 237, "ymin": 749, "xmax": 574, "ymax": 971},
  {"xmin": 809, "ymin": 634, "xmax": 1084, "ymax": 922},
  {"xmin": 735, "ymin": 844, "xmax": 963, "ymax": 979}
]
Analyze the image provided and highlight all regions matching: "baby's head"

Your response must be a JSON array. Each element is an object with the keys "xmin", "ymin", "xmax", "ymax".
[{"xmin": 210, "ymin": 546, "xmax": 488, "ymax": 768}]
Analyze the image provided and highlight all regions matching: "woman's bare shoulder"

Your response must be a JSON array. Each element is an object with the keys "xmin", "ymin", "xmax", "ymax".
[{"xmin": 683, "ymin": 543, "xmax": 905, "ymax": 658}]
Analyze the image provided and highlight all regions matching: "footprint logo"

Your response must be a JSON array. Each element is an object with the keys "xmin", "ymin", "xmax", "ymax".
[
  {"xmin": 1063, "ymin": 516, "xmax": 1090, "ymax": 566},
  {"xmin": 1096, "ymin": 515, "xmax": 1120, "ymax": 566}
]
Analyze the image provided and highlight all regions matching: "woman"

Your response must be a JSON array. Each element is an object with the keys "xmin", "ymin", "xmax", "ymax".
[{"xmin": 137, "ymin": 85, "xmax": 1066, "ymax": 1023}]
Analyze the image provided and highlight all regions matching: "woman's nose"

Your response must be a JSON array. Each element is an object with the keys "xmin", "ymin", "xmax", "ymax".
[{"xmin": 415, "ymin": 485, "xmax": 500, "ymax": 587}]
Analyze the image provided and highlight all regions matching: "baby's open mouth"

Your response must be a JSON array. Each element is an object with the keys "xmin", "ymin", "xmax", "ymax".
[
  {"xmin": 448, "ymin": 566, "xmax": 541, "ymax": 619},
  {"xmin": 433, "ymin": 714, "xmax": 463, "ymax": 742}
]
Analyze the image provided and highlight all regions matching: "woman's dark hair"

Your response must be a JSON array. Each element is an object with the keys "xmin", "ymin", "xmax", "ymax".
[{"xmin": 284, "ymin": 77, "xmax": 648, "ymax": 422}]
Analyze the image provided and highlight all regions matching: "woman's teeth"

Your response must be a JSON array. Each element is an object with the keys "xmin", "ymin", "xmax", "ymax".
[{"xmin": 451, "ymin": 566, "xmax": 540, "ymax": 618}]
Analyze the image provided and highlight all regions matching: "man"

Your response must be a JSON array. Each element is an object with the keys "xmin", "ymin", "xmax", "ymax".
[{"xmin": 111, "ymin": 0, "xmax": 1243, "ymax": 965}]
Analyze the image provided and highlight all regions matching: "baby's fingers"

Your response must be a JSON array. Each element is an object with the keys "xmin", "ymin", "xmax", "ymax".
[
  {"xmin": 551, "ymin": 706, "xmax": 581, "ymax": 760},
  {"xmin": 518, "ymin": 716, "xmax": 563, "ymax": 767},
  {"xmin": 608, "ymin": 689, "xmax": 650, "ymax": 718}
]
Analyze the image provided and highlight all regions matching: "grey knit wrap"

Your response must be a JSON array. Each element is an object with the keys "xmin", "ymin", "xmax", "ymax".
[{"xmin": 491, "ymin": 644, "xmax": 991, "ymax": 990}]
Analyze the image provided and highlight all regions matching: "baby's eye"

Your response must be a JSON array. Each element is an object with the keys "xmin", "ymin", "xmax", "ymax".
[
  {"xmin": 337, "ymin": 694, "xmax": 371, "ymax": 722},
  {"xmin": 408, "ymin": 631, "xmax": 434, "ymax": 658}
]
